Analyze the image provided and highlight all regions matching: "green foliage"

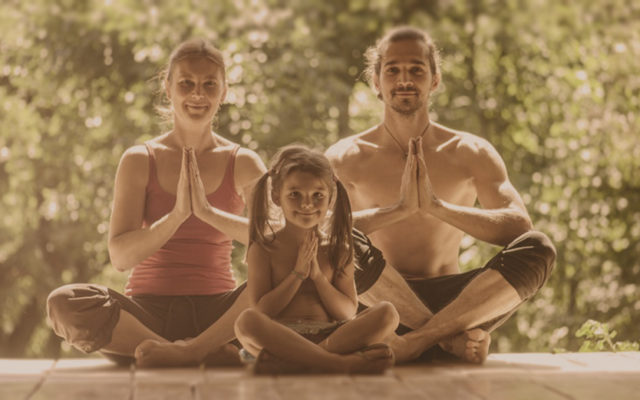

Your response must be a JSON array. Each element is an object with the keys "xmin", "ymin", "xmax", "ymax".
[
  {"xmin": 1, "ymin": 0, "xmax": 638, "ymax": 357},
  {"xmin": 576, "ymin": 319, "xmax": 639, "ymax": 352}
]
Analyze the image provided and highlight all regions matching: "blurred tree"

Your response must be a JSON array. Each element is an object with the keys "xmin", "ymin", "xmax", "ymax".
[{"xmin": 0, "ymin": 0, "xmax": 638, "ymax": 358}]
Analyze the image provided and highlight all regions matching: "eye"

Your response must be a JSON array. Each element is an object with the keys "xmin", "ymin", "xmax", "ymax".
[
  {"xmin": 385, "ymin": 66, "xmax": 399, "ymax": 74},
  {"xmin": 287, "ymin": 191, "xmax": 300, "ymax": 199},
  {"xmin": 313, "ymin": 192, "xmax": 326, "ymax": 200},
  {"xmin": 204, "ymin": 80, "xmax": 217, "ymax": 88},
  {"xmin": 179, "ymin": 79, "xmax": 194, "ymax": 87},
  {"xmin": 410, "ymin": 67, "xmax": 424, "ymax": 75}
]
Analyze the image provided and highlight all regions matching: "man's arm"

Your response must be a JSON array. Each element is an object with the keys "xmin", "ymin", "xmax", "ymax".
[{"xmin": 417, "ymin": 137, "xmax": 532, "ymax": 246}]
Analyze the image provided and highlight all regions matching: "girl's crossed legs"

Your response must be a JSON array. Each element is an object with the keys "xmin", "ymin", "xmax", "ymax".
[{"xmin": 234, "ymin": 301, "xmax": 399, "ymax": 374}]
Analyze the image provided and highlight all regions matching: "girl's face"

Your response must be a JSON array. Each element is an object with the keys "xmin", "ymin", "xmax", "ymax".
[
  {"xmin": 276, "ymin": 170, "xmax": 331, "ymax": 230},
  {"xmin": 166, "ymin": 55, "xmax": 227, "ymax": 124}
]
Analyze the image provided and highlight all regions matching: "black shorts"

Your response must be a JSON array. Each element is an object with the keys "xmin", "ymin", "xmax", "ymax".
[{"xmin": 352, "ymin": 228, "xmax": 387, "ymax": 294}]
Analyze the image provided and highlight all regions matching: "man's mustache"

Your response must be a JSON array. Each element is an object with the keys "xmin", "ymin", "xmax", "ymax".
[{"xmin": 392, "ymin": 89, "xmax": 419, "ymax": 95}]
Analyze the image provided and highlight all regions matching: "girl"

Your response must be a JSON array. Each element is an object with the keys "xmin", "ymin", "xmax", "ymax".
[{"xmin": 234, "ymin": 146, "xmax": 399, "ymax": 374}]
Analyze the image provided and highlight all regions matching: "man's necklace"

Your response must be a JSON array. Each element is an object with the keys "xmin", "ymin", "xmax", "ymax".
[{"xmin": 382, "ymin": 121, "xmax": 431, "ymax": 158}]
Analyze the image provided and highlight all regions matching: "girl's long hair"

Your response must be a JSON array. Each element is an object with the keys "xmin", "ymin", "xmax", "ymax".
[{"xmin": 249, "ymin": 145, "xmax": 354, "ymax": 272}]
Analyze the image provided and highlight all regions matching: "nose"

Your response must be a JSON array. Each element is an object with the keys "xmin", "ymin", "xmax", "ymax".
[
  {"xmin": 191, "ymin": 84, "xmax": 204, "ymax": 98},
  {"xmin": 397, "ymin": 70, "xmax": 414, "ymax": 89},
  {"xmin": 300, "ymin": 196, "xmax": 314, "ymax": 210}
]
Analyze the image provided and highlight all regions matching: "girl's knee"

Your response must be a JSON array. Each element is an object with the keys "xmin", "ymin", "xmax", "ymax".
[
  {"xmin": 234, "ymin": 308, "xmax": 267, "ymax": 338},
  {"xmin": 371, "ymin": 301, "xmax": 400, "ymax": 329}
]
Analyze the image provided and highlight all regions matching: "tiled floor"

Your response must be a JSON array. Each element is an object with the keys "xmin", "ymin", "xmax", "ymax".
[{"xmin": 1, "ymin": 352, "xmax": 639, "ymax": 400}]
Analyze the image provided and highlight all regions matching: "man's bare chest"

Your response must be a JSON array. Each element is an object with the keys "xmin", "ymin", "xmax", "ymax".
[{"xmin": 349, "ymin": 157, "xmax": 474, "ymax": 209}]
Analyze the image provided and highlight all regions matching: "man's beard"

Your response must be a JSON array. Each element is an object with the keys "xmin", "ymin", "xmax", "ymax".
[
  {"xmin": 385, "ymin": 90, "xmax": 425, "ymax": 115},
  {"xmin": 391, "ymin": 98, "xmax": 424, "ymax": 115}
]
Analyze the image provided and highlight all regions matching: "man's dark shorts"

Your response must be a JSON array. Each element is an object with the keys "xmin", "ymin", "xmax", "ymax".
[{"xmin": 353, "ymin": 229, "xmax": 557, "ymax": 333}]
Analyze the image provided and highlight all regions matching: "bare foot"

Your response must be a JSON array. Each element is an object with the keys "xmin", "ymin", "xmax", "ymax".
[
  {"xmin": 135, "ymin": 339, "xmax": 201, "ymax": 367},
  {"xmin": 439, "ymin": 329, "xmax": 491, "ymax": 364},
  {"xmin": 343, "ymin": 344, "xmax": 394, "ymax": 374},
  {"xmin": 386, "ymin": 333, "xmax": 420, "ymax": 364},
  {"xmin": 202, "ymin": 343, "xmax": 242, "ymax": 367}
]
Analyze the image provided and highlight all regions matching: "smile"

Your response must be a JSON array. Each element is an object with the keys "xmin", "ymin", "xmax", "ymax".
[{"xmin": 186, "ymin": 104, "xmax": 209, "ymax": 110}]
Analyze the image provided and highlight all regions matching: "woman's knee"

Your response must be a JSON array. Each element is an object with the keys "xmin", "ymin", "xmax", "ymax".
[
  {"xmin": 46, "ymin": 283, "xmax": 119, "ymax": 353},
  {"xmin": 47, "ymin": 284, "xmax": 80, "ymax": 322}
]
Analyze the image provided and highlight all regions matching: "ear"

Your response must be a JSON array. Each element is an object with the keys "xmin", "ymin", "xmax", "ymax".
[
  {"xmin": 271, "ymin": 189, "xmax": 280, "ymax": 206},
  {"xmin": 165, "ymin": 79, "xmax": 171, "ymax": 100},
  {"xmin": 431, "ymin": 73, "xmax": 441, "ymax": 91},
  {"xmin": 220, "ymin": 84, "xmax": 228, "ymax": 104},
  {"xmin": 373, "ymin": 73, "xmax": 381, "ymax": 96}
]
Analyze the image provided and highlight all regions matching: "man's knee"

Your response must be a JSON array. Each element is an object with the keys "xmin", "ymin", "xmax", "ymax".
[{"xmin": 493, "ymin": 230, "xmax": 557, "ymax": 300}]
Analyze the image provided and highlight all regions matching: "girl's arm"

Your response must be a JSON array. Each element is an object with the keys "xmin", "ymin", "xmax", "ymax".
[
  {"xmin": 247, "ymin": 236, "xmax": 315, "ymax": 317},
  {"xmin": 189, "ymin": 148, "xmax": 266, "ymax": 246},
  {"xmin": 309, "ymin": 256, "xmax": 358, "ymax": 321},
  {"xmin": 108, "ymin": 146, "xmax": 191, "ymax": 272}
]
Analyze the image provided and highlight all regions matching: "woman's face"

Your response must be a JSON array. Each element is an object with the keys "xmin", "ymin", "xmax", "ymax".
[{"xmin": 166, "ymin": 55, "xmax": 226, "ymax": 125}]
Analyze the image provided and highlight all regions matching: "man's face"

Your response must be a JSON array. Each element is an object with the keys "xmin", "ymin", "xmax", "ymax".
[{"xmin": 375, "ymin": 39, "xmax": 439, "ymax": 115}]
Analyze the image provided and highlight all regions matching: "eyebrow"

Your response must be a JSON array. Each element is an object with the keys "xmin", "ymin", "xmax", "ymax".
[
  {"xmin": 286, "ymin": 185, "xmax": 328, "ymax": 191},
  {"xmin": 176, "ymin": 73, "xmax": 219, "ymax": 79},
  {"xmin": 383, "ymin": 59, "xmax": 427, "ymax": 67}
]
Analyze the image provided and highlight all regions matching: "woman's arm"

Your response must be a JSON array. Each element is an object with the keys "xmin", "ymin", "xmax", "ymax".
[
  {"xmin": 108, "ymin": 146, "xmax": 191, "ymax": 272},
  {"xmin": 309, "ymin": 254, "xmax": 358, "ymax": 321},
  {"xmin": 190, "ymin": 148, "xmax": 266, "ymax": 245}
]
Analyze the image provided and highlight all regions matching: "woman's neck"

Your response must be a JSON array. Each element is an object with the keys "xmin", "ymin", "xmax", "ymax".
[{"xmin": 167, "ymin": 123, "xmax": 216, "ymax": 151}]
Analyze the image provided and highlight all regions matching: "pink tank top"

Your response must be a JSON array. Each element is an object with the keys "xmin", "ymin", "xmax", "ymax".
[{"xmin": 125, "ymin": 143, "xmax": 245, "ymax": 296}]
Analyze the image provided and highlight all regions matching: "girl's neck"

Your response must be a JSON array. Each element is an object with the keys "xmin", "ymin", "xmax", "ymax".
[{"xmin": 279, "ymin": 222, "xmax": 317, "ymax": 246}]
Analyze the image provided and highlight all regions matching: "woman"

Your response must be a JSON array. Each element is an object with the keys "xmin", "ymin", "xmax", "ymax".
[{"xmin": 47, "ymin": 38, "xmax": 265, "ymax": 366}]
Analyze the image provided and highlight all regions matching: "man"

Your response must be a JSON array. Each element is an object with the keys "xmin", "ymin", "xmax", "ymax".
[{"xmin": 326, "ymin": 26, "xmax": 556, "ymax": 363}]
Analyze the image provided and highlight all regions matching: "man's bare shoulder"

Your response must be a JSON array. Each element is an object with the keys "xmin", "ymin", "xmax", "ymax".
[
  {"xmin": 325, "ymin": 127, "xmax": 380, "ymax": 176},
  {"xmin": 433, "ymin": 125, "xmax": 498, "ymax": 161},
  {"xmin": 434, "ymin": 126, "xmax": 507, "ymax": 181}
]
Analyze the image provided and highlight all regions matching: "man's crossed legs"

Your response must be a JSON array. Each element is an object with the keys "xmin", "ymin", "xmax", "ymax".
[{"xmin": 358, "ymin": 230, "xmax": 556, "ymax": 363}]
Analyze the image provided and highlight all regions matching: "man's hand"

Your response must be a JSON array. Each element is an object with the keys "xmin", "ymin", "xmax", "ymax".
[
  {"xmin": 188, "ymin": 148, "xmax": 211, "ymax": 220},
  {"xmin": 398, "ymin": 138, "xmax": 420, "ymax": 214},
  {"xmin": 416, "ymin": 137, "xmax": 442, "ymax": 214},
  {"xmin": 173, "ymin": 147, "xmax": 193, "ymax": 222}
]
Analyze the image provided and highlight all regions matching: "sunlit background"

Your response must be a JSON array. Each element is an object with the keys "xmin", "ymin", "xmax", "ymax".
[{"xmin": 1, "ymin": 0, "xmax": 638, "ymax": 358}]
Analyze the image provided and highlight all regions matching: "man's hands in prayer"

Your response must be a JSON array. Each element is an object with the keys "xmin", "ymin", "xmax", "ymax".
[{"xmin": 414, "ymin": 137, "xmax": 442, "ymax": 215}]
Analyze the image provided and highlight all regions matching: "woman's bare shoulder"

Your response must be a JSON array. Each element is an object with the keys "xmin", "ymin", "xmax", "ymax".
[{"xmin": 116, "ymin": 144, "xmax": 150, "ymax": 185}]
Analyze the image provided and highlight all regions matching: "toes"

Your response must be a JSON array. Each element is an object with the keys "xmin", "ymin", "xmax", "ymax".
[
  {"xmin": 466, "ymin": 328, "xmax": 488, "ymax": 342},
  {"xmin": 358, "ymin": 344, "xmax": 393, "ymax": 361}
]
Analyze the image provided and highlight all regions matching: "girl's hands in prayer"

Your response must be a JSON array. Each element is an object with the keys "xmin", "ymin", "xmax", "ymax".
[
  {"xmin": 293, "ymin": 230, "xmax": 317, "ymax": 280},
  {"xmin": 308, "ymin": 237, "xmax": 323, "ymax": 282}
]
